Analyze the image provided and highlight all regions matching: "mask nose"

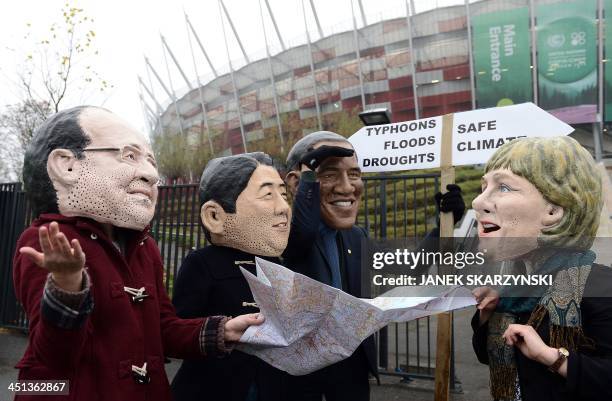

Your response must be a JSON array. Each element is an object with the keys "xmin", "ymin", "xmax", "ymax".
[
  {"xmin": 472, "ymin": 190, "xmax": 492, "ymax": 215},
  {"xmin": 335, "ymin": 172, "xmax": 355, "ymax": 195},
  {"xmin": 274, "ymin": 192, "xmax": 290, "ymax": 216},
  {"xmin": 137, "ymin": 162, "xmax": 160, "ymax": 185}
]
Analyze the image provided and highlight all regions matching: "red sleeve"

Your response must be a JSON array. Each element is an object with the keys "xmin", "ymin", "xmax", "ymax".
[{"xmin": 13, "ymin": 227, "xmax": 92, "ymax": 375}]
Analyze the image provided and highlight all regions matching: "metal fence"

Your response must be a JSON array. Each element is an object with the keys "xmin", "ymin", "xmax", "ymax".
[
  {"xmin": 359, "ymin": 174, "xmax": 460, "ymax": 388},
  {"xmin": 0, "ymin": 183, "xmax": 31, "ymax": 331},
  {"xmin": 0, "ymin": 173, "xmax": 460, "ymax": 385}
]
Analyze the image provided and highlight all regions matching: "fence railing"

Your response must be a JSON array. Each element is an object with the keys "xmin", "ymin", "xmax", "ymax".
[
  {"xmin": 0, "ymin": 183, "xmax": 30, "ymax": 331},
  {"xmin": 0, "ymin": 173, "xmax": 462, "ymax": 386}
]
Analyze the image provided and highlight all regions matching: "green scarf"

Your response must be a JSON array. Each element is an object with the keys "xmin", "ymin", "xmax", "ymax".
[{"xmin": 486, "ymin": 250, "xmax": 595, "ymax": 401}]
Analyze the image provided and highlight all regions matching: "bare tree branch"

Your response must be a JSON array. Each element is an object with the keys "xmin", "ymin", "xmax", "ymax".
[{"xmin": 0, "ymin": 1, "xmax": 111, "ymax": 181}]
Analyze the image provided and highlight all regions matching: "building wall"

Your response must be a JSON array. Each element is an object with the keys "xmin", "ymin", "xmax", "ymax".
[{"xmin": 155, "ymin": 0, "xmax": 535, "ymax": 155}]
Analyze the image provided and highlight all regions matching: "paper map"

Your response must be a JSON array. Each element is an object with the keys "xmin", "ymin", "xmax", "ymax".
[{"xmin": 236, "ymin": 258, "xmax": 476, "ymax": 375}]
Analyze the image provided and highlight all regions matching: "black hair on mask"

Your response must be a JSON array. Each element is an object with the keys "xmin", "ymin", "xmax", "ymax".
[{"xmin": 23, "ymin": 106, "xmax": 95, "ymax": 217}]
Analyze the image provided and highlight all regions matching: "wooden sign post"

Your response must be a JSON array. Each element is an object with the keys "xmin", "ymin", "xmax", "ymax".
[{"xmin": 434, "ymin": 113, "xmax": 455, "ymax": 401}]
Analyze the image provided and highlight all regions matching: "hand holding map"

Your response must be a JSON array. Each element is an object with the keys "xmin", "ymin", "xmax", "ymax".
[{"xmin": 236, "ymin": 258, "xmax": 476, "ymax": 375}]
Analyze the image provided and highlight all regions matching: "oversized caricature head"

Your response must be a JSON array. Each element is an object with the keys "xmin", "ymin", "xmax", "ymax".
[
  {"xmin": 23, "ymin": 106, "xmax": 159, "ymax": 230},
  {"xmin": 285, "ymin": 131, "xmax": 363, "ymax": 230},
  {"xmin": 199, "ymin": 152, "xmax": 291, "ymax": 257},
  {"xmin": 472, "ymin": 136, "xmax": 602, "ymax": 259}
]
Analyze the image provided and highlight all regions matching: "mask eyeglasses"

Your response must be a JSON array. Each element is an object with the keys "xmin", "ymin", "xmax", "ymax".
[{"xmin": 82, "ymin": 145, "xmax": 157, "ymax": 168}]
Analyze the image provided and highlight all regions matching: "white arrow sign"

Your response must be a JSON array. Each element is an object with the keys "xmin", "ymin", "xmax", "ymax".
[{"xmin": 348, "ymin": 103, "xmax": 574, "ymax": 173}]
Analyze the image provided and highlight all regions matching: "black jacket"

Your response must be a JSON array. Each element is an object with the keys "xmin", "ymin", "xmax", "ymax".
[
  {"xmin": 283, "ymin": 177, "xmax": 378, "ymax": 379},
  {"xmin": 472, "ymin": 263, "xmax": 612, "ymax": 401},
  {"xmin": 171, "ymin": 245, "xmax": 289, "ymax": 401}
]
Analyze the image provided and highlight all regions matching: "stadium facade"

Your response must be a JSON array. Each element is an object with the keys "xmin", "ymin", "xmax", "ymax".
[{"xmin": 141, "ymin": 0, "xmax": 612, "ymax": 158}]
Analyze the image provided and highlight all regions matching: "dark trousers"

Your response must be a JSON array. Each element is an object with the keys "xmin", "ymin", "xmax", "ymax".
[{"xmin": 289, "ymin": 347, "xmax": 370, "ymax": 401}]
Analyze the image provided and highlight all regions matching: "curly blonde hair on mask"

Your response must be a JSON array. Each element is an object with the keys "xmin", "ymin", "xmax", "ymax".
[{"xmin": 485, "ymin": 136, "xmax": 602, "ymax": 250}]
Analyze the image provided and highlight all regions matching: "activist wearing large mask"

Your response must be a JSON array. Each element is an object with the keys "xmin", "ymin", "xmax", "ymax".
[
  {"xmin": 171, "ymin": 153, "xmax": 291, "ymax": 401},
  {"xmin": 14, "ymin": 106, "xmax": 263, "ymax": 401},
  {"xmin": 471, "ymin": 136, "xmax": 612, "ymax": 401}
]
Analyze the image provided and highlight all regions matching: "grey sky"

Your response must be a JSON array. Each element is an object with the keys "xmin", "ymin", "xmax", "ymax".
[{"xmin": 0, "ymin": 0, "xmax": 464, "ymax": 133}]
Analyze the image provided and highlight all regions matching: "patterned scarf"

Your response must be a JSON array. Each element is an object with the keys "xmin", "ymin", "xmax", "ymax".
[{"xmin": 486, "ymin": 250, "xmax": 595, "ymax": 401}]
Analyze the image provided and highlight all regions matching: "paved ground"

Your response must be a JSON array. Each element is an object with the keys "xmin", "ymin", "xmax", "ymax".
[{"xmin": 0, "ymin": 307, "xmax": 490, "ymax": 401}]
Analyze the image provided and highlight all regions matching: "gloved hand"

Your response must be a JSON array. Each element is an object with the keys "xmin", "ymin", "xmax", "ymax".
[
  {"xmin": 435, "ymin": 184, "xmax": 465, "ymax": 225},
  {"xmin": 299, "ymin": 145, "xmax": 354, "ymax": 171}
]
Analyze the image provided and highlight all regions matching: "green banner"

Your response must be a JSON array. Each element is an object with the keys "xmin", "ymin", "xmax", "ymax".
[
  {"xmin": 537, "ymin": 0, "xmax": 597, "ymax": 123},
  {"xmin": 472, "ymin": 7, "xmax": 533, "ymax": 108},
  {"xmin": 605, "ymin": 0, "xmax": 612, "ymax": 121}
]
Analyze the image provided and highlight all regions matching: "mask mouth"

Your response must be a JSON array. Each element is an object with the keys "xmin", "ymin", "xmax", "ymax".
[
  {"xmin": 272, "ymin": 221, "xmax": 288, "ymax": 228},
  {"xmin": 481, "ymin": 222, "xmax": 501, "ymax": 234},
  {"xmin": 128, "ymin": 187, "xmax": 153, "ymax": 200},
  {"xmin": 128, "ymin": 192, "xmax": 153, "ymax": 205},
  {"xmin": 329, "ymin": 199, "xmax": 355, "ymax": 208}
]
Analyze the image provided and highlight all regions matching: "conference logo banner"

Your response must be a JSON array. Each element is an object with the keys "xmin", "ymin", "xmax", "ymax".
[
  {"xmin": 348, "ymin": 103, "xmax": 573, "ymax": 173},
  {"xmin": 537, "ymin": 0, "xmax": 597, "ymax": 124},
  {"xmin": 472, "ymin": 7, "xmax": 533, "ymax": 108},
  {"xmin": 605, "ymin": 0, "xmax": 612, "ymax": 121}
]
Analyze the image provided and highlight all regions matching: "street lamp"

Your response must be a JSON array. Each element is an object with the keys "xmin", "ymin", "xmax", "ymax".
[
  {"xmin": 358, "ymin": 108, "xmax": 391, "ymax": 126},
  {"xmin": 357, "ymin": 106, "xmax": 392, "ymax": 369}
]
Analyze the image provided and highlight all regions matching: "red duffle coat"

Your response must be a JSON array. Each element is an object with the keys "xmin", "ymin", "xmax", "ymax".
[{"xmin": 12, "ymin": 213, "xmax": 204, "ymax": 401}]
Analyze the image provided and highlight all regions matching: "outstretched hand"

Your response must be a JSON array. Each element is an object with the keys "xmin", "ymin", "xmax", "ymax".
[
  {"xmin": 224, "ymin": 313, "xmax": 265, "ymax": 342},
  {"xmin": 299, "ymin": 145, "xmax": 354, "ymax": 171},
  {"xmin": 19, "ymin": 221, "xmax": 85, "ymax": 292}
]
